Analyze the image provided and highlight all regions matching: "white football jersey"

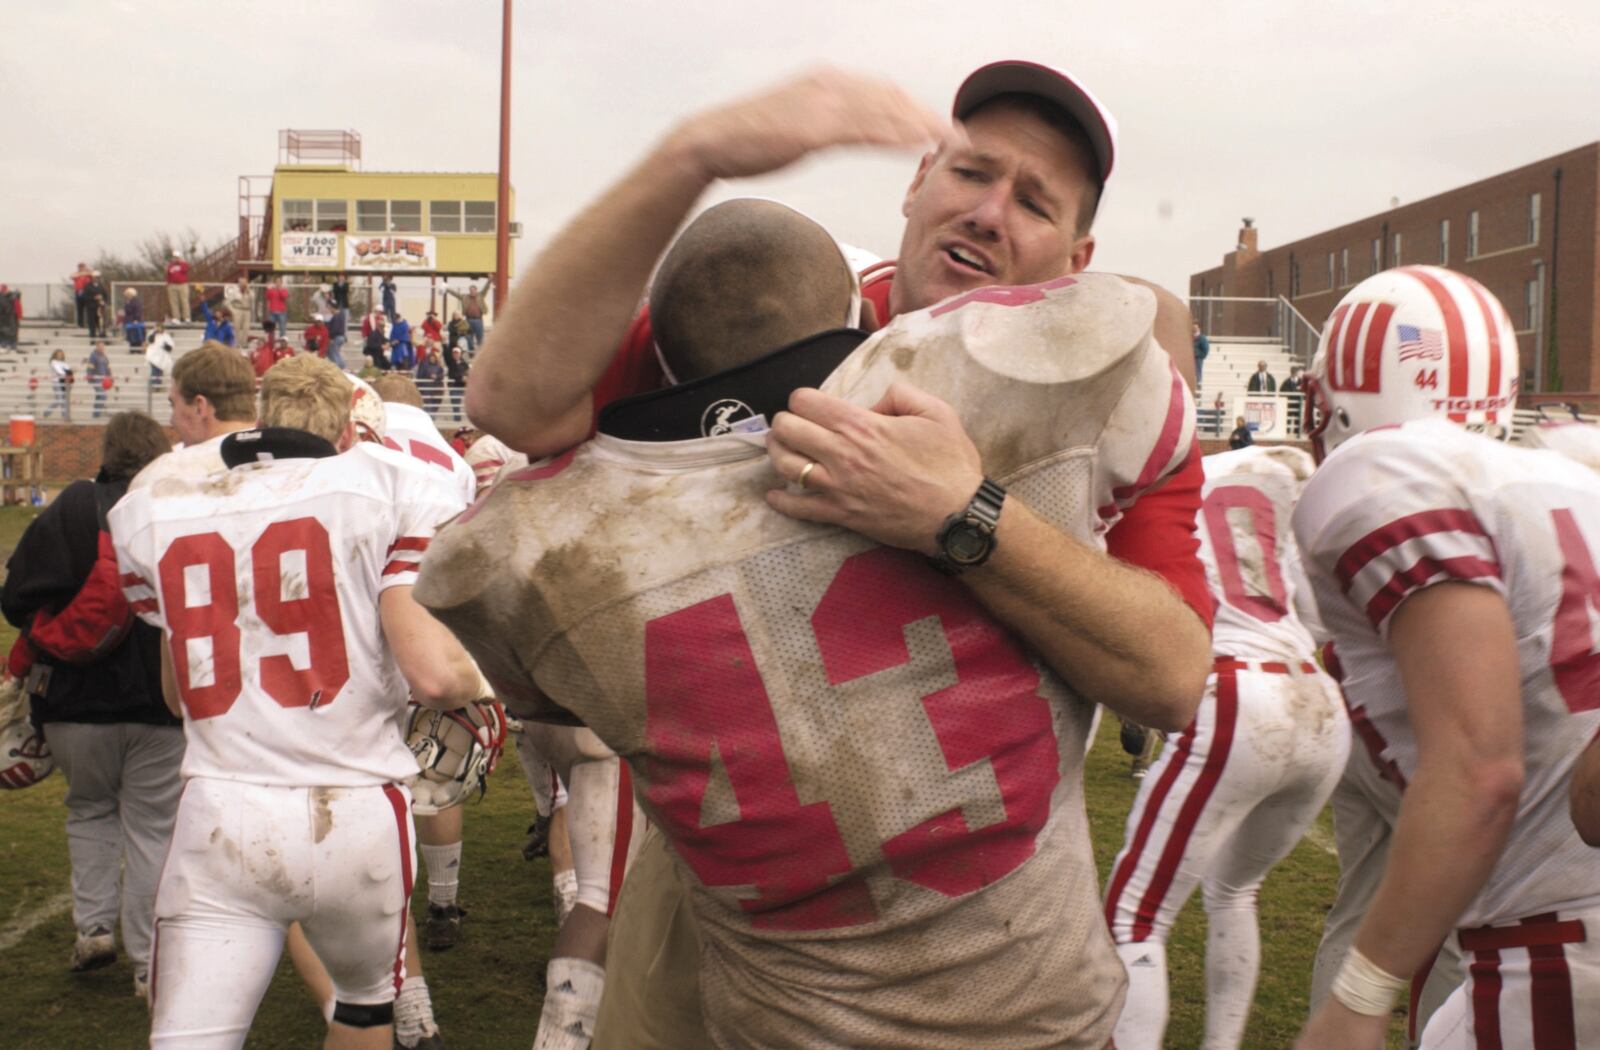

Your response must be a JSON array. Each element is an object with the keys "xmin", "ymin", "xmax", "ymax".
[
  {"xmin": 419, "ymin": 274, "xmax": 1195, "ymax": 1049},
  {"xmin": 1293, "ymin": 419, "xmax": 1600, "ymax": 925},
  {"xmin": 463, "ymin": 431, "xmax": 528, "ymax": 498},
  {"xmin": 1198, "ymin": 446, "xmax": 1320, "ymax": 662},
  {"xmin": 1518, "ymin": 420, "xmax": 1600, "ymax": 476},
  {"xmin": 382, "ymin": 402, "xmax": 475, "ymax": 507},
  {"xmin": 128, "ymin": 434, "xmax": 229, "ymax": 493},
  {"xmin": 112, "ymin": 440, "xmax": 465, "ymax": 788}
]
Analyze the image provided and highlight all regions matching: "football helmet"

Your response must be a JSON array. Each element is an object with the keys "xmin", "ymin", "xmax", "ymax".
[
  {"xmin": 406, "ymin": 700, "xmax": 508, "ymax": 814},
  {"xmin": 347, "ymin": 373, "xmax": 387, "ymax": 443},
  {"xmin": 0, "ymin": 675, "xmax": 54, "ymax": 789},
  {"xmin": 1304, "ymin": 265, "xmax": 1519, "ymax": 461}
]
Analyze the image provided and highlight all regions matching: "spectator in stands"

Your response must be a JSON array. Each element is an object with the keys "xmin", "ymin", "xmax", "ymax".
[
  {"xmin": 310, "ymin": 283, "xmax": 332, "ymax": 319},
  {"xmin": 1211, "ymin": 391, "xmax": 1227, "ymax": 436},
  {"xmin": 83, "ymin": 272, "xmax": 108, "ymax": 339},
  {"xmin": 70, "ymin": 262, "xmax": 94, "ymax": 328},
  {"xmin": 446, "ymin": 343, "xmax": 469, "ymax": 420},
  {"xmin": 303, "ymin": 313, "xmax": 330, "ymax": 359},
  {"xmin": 421, "ymin": 310, "xmax": 443, "ymax": 347},
  {"xmin": 444, "ymin": 279, "xmax": 488, "ymax": 351},
  {"xmin": 251, "ymin": 336, "xmax": 277, "ymax": 379},
  {"xmin": 446, "ymin": 311, "xmax": 470, "ymax": 354},
  {"xmin": 145, "ymin": 324, "xmax": 174, "ymax": 385},
  {"xmin": 388, "ymin": 311, "xmax": 415, "ymax": 371},
  {"xmin": 361, "ymin": 305, "xmax": 387, "ymax": 341},
  {"xmin": 86, "ymin": 341, "xmax": 112, "ymax": 419},
  {"xmin": 1192, "ymin": 321, "xmax": 1209, "ymax": 387},
  {"xmin": 1229, "ymin": 414, "xmax": 1254, "ymax": 450},
  {"xmin": 44, "ymin": 349, "xmax": 73, "ymax": 421},
  {"xmin": 380, "ymin": 274, "xmax": 398, "ymax": 319},
  {"xmin": 0, "ymin": 283, "xmax": 20, "ymax": 349},
  {"xmin": 1281, "ymin": 365, "xmax": 1304, "ymax": 436},
  {"xmin": 224, "ymin": 277, "xmax": 253, "ymax": 346},
  {"xmin": 164, "ymin": 251, "xmax": 190, "ymax": 325},
  {"xmin": 121, "ymin": 289, "xmax": 145, "ymax": 349},
  {"xmin": 416, "ymin": 346, "xmax": 445, "ymax": 415},
  {"xmin": 264, "ymin": 276, "xmax": 289, "ymax": 340},
  {"xmin": 330, "ymin": 272, "xmax": 351, "ymax": 318},
  {"xmin": 1247, "ymin": 359, "xmax": 1276, "ymax": 392},
  {"xmin": 262, "ymin": 319, "xmax": 279, "ymax": 352},
  {"xmin": 200, "ymin": 301, "xmax": 235, "ymax": 348},
  {"xmin": 273, "ymin": 338, "xmax": 295, "ymax": 367},
  {"xmin": 363, "ymin": 325, "xmax": 390, "ymax": 371},
  {"xmin": 324, "ymin": 307, "xmax": 347, "ymax": 370},
  {"xmin": 1, "ymin": 411, "xmax": 182, "ymax": 1002}
]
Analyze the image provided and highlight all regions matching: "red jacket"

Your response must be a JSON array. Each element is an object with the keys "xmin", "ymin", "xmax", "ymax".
[
  {"xmin": 265, "ymin": 285, "xmax": 289, "ymax": 312},
  {"xmin": 251, "ymin": 340, "xmax": 276, "ymax": 377},
  {"xmin": 166, "ymin": 260, "xmax": 190, "ymax": 285},
  {"xmin": 303, "ymin": 322, "xmax": 330, "ymax": 356}
]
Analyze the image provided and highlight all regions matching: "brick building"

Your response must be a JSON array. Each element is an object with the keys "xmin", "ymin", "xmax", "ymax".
[{"xmin": 1191, "ymin": 142, "xmax": 1600, "ymax": 394}]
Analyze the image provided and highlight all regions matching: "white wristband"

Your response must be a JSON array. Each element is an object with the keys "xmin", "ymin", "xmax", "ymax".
[{"xmin": 1331, "ymin": 947, "xmax": 1408, "ymax": 1017}]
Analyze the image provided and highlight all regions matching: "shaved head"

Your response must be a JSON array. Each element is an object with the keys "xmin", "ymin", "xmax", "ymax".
[{"xmin": 650, "ymin": 199, "xmax": 854, "ymax": 382}]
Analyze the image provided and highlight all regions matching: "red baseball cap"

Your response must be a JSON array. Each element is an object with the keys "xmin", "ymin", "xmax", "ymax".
[{"xmin": 952, "ymin": 61, "xmax": 1118, "ymax": 183}]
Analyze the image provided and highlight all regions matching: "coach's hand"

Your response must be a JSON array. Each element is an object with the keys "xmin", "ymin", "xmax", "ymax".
[
  {"xmin": 672, "ymin": 67, "xmax": 954, "ymax": 183},
  {"xmin": 1293, "ymin": 999, "xmax": 1388, "ymax": 1050},
  {"xmin": 766, "ymin": 382, "xmax": 983, "ymax": 556}
]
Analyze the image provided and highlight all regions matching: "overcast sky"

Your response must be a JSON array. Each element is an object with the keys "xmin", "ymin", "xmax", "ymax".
[{"xmin": 4, "ymin": 0, "xmax": 1596, "ymax": 298}]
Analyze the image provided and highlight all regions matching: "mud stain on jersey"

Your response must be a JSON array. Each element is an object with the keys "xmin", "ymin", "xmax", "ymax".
[
  {"xmin": 311, "ymin": 788, "xmax": 336, "ymax": 844},
  {"xmin": 892, "ymin": 344, "xmax": 916, "ymax": 372}
]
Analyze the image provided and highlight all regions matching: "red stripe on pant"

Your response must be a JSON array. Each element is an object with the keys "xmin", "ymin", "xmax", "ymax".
[
  {"xmin": 606, "ymin": 763, "xmax": 635, "ymax": 918},
  {"xmin": 1103, "ymin": 667, "xmax": 1239, "ymax": 940},
  {"xmin": 1129, "ymin": 667, "xmax": 1239, "ymax": 940},
  {"xmin": 381, "ymin": 784, "xmax": 414, "ymax": 993},
  {"xmin": 149, "ymin": 917, "xmax": 161, "ymax": 1009},
  {"xmin": 1469, "ymin": 947, "xmax": 1504, "ymax": 1050}
]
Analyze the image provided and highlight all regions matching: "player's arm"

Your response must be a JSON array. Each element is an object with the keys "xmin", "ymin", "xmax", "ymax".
[
  {"xmin": 378, "ymin": 586, "xmax": 483, "ymax": 710},
  {"xmin": 1570, "ymin": 734, "xmax": 1600, "ymax": 847},
  {"xmin": 466, "ymin": 69, "xmax": 947, "ymax": 457},
  {"xmin": 766, "ymin": 382, "xmax": 1210, "ymax": 730},
  {"xmin": 1298, "ymin": 582, "xmax": 1522, "ymax": 1049}
]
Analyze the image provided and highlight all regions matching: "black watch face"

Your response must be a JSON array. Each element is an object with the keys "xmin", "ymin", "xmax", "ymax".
[{"xmin": 945, "ymin": 522, "xmax": 991, "ymax": 563}]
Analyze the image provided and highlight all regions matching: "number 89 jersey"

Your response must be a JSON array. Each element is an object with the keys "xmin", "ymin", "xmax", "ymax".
[
  {"xmin": 419, "ymin": 274, "xmax": 1195, "ymax": 1048},
  {"xmin": 1293, "ymin": 419, "xmax": 1600, "ymax": 925},
  {"xmin": 110, "ymin": 441, "xmax": 466, "ymax": 788},
  {"xmin": 1197, "ymin": 445, "xmax": 1320, "ymax": 662}
]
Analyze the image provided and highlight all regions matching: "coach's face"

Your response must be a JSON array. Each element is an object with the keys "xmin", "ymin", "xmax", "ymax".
[{"xmin": 891, "ymin": 100, "xmax": 1096, "ymax": 317}]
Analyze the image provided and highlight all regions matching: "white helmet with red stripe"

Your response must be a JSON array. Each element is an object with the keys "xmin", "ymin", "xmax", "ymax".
[
  {"xmin": 0, "ymin": 676, "xmax": 54, "ymax": 790},
  {"xmin": 346, "ymin": 373, "xmax": 387, "ymax": 443},
  {"xmin": 1305, "ymin": 265, "xmax": 1519, "ymax": 461}
]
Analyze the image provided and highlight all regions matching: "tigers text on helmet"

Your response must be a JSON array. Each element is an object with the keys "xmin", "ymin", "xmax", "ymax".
[{"xmin": 1304, "ymin": 265, "xmax": 1519, "ymax": 462}]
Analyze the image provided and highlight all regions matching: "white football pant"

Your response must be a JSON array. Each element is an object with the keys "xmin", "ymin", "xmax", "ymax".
[{"xmin": 1103, "ymin": 659, "xmax": 1348, "ymax": 1050}]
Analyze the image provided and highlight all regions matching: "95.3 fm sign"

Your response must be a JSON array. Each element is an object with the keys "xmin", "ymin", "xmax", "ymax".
[{"xmin": 280, "ymin": 233, "xmax": 340, "ymax": 268}]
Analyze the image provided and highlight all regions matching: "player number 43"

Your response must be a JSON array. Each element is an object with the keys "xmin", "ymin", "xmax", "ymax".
[{"xmin": 158, "ymin": 518, "xmax": 350, "ymax": 719}]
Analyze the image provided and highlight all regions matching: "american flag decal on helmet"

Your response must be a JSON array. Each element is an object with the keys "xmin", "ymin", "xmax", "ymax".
[{"xmin": 1396, "ymin": 325, "xmax": 1444, "ymax": 363}]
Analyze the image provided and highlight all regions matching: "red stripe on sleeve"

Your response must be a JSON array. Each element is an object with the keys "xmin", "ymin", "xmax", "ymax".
[
  {"xmin": 119, "ymin": 572, "xmax": 151, "ymax": 588},
  {"xmin": 1364, "ymin": 554, "xmax": 1503, "ymax": 627},
  {"xmin": 1110, "ymin": 364, "xmax": 1187, "ymax": 507},
  {"xmin": 387, "ymin": 537, "xmax": 429, "ymax": 556},
  {"xmin": 382, "ymin": 559, "xmax": 421, "ymax": 577},
  {"xmin": 130, "ymin": 598, "xmax": 159, "ymax": 614},
  {"xmin": 1333, "ymin": 508, "xmax": 1493, "ymax": 592}
]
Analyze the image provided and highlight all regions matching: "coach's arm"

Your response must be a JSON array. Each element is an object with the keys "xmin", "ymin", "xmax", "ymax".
[
  {"xmin": 466, "ymin": 70, "xmax": 947, "ymax": 456},
  {"xmin": 380, "ymin": 588, "xmax": 484, "ymax": 710}
]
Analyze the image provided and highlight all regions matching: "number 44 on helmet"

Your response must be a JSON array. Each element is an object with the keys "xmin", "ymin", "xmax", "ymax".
[{"xmin": 406, "ymin": 699, "xmax": 508, "ymax": 814}]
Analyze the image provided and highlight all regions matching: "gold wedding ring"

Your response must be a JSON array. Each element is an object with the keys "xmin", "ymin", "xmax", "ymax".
[{"xmin": 796, "ymin": 461, "xmax": 818, "ymax": 490}]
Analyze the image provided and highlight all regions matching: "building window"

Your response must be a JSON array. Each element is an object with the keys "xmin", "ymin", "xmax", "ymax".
[
  {"xmin": 1291, "ymin": 260, "xmax": 1301, "ymax": 297},
  {"xmin": 464, "ymin": 201, "xmax": 496, "ymax": 233},
  {"xmin": 1526, "ymin": 278, "xmax": 1539, "ymax": 330},
  {"xmin": 1340, "ymin": 248, "xmax": 1350, "ymax": 287},
  {"xmin": 281, "ymin": 199, "xmax": 313, "ymax": 232},
  {"xmin": 430, "ymin": 201, "xmax": 462, "ymax": 233},
  {"xmin": 356, "ymin": 199, "xmax": 387, "ymax": 233},
  {"xmin": 1327, "ymin": 251, "xmax": 1335, "ymax": 287},
  {"xmin": 389, "ymin": 200, "xmax": 422, "ymax": 233},
  {"xmin": 1392, "ymin": 232, "xmax": 1402, "ymax": 266},
  {"xmin": 315, "ymin": 200, "xmax": 347, "ymax": 232},
  {"xmin": 1529, "ymin": 192, "xmax": 1542, "ymax": 245},
  {"xmin": 1371, "ymin": 238, "xmax": 1382, "ymax": 276},
  {"xmin": 1439, "ymin": 219, "xmax": 1450, "ymax": 263},
  {"xmin": 1468, "ymin": 210, "xmax": 1480, "ymax": 257}
]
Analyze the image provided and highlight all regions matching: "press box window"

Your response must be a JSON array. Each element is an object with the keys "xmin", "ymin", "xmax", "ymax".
[
  {"xmin": 356, "ymin": 200, "xmax": 388, "ymax": 233},
  {"xmin": 281, "ymin": 199, "xmax": 313, "ymax": 232},
  {"xmin": 463, "ymin": 201, "xmax": 496, "ymax": 233},
  {"xmin": 389, "ymin": 200, "xmax": 422, "ymax": 233},
  {"xmin": 430, "ymin": 201, "xmax": 462, "ymax": 234}
]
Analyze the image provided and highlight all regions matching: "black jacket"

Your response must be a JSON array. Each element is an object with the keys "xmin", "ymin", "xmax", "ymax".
[{"xmin": 2, "ymin": 476, "xmax": 175, "ymax": 727}]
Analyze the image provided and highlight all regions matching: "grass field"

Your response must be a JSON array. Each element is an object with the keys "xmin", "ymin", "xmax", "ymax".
[{"xmin": 0, "ymin": 503, "xmax": 1408, "ymax": 1048}]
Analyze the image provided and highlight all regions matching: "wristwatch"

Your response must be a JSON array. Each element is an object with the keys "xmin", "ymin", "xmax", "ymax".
[{"xmin": 930, "ymin": 478, "xmax": 1007, "ymax": 575}]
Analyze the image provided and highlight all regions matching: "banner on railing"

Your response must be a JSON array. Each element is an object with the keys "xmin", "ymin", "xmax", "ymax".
[
  {"xmin": 1235, "ymin": 395, "xmax": 1303, "ymax": 440},
  {"xmin": 344, "ymin": 236, "xmax": 436, "ymax": 271},
  {"xmin": 281, "ymin": 233, "xmax": 341, "ymax": 268}
]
